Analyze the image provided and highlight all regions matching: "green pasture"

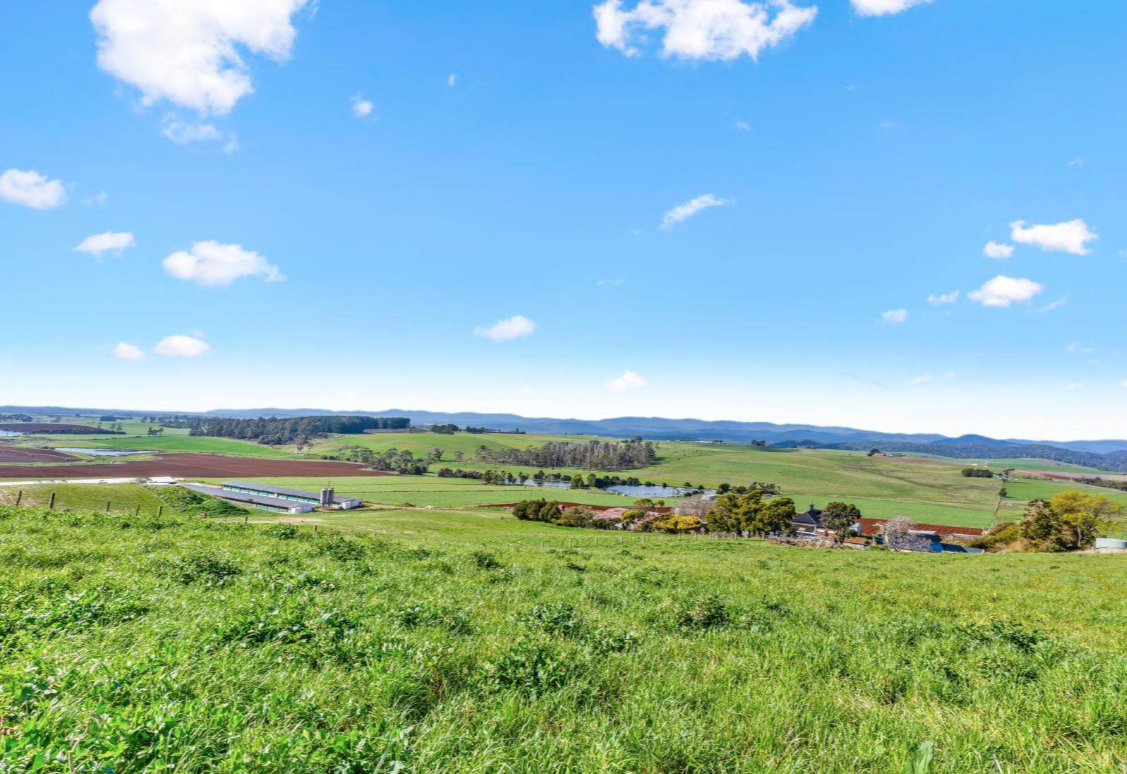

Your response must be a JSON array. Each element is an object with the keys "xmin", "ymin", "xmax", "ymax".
[{"xmin": 2, "ymin": 502, "xmax": 1126, "ymax": 773}]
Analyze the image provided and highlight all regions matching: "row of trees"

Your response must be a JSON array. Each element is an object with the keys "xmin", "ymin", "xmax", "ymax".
[
  {"xmin": 961, "ymin": 468, "xmax": 995, "ymax": 478},
  {"xmin": 329, "ymin": 445, "xmax": 440, "ymax": 474},
  {"xmin": 188, "ymin": 416, "xmax": 410, "ymax": 445},
  {"xmin": 475, "ymin": 440, "xmax": 658, "ymax": 471}
]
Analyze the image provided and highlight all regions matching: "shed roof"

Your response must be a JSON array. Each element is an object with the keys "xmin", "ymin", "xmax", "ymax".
[
  {"xmin": 223, "ymin": 481, "xmax": 321, "ymax": 499},
  {"xmin": 183, "ymin": 483, "xmax": 309, "ymax": 511}
]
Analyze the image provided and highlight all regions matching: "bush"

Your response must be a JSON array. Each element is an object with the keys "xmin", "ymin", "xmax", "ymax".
[
  {"xmin": 471, "ymin": 550, "xmax": 503, "ymax": 570},
  {"xmin": 169, "ymin": 551, "xmax": 241, "ymax": 587},
  {"xmin": 674, "ymin": 594, "xmax": 730, "ymax": 630}
]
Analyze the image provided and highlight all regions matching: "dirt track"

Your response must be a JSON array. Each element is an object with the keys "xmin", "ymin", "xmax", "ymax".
[
  {"xmin": 0, "ymin": 453, "xmax": 391, "ymax": 480},
  {"xmin": 0, "ymin": 447, "xmax": 80, "ymax": 463}
]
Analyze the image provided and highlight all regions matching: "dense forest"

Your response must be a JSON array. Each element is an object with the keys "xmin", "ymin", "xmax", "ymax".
[
  {"xmin": 474, "ymin": 440, "xmax": 658, "ymax": 471},
  {"xmin": 776, "ymin": 439, "xmax": 1127, "ymax": 473},
  {"xmin": 187, "ymin": 415, "xmax": 410, "ymax": 445}
]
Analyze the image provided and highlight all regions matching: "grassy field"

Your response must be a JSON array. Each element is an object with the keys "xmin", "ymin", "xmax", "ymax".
[
  {"xmin": 0, "ymin": 483, "xmax": 172, "ymax": 515},
  {"xmin": 2, "ymin": 502, "xmax": 1126, "ymax": 773}
]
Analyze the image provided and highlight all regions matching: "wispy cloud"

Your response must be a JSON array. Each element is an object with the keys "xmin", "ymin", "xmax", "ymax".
[
  {"xmin": 851, "ymin": 0, "xmax": 934, "ymax": 16},
  {"xmin": 661, "ymin": 194, "xmax": 731, "ymax": 229},
  {"xmin": 475, "ymin": 315, "xmax": 536, "ymax": 342},
  {"xmin": 1036, "ymin": 297, "xmax": 1068, "ymax": 314},
  {"xmin": 881, "ymin": 309, "xmax": 908, "ymax": 325},
  {"xmin": 447, "ymin": 73, "xmax": 457, "ymax": 87},
  {"xmin": 1065, "ymin": 382, "xmax": 1083, "ymax": 391},
  {"xmin": 351, "ymin": 94, "xmax": 374, "ymax": 118},
  {"xmin": 732, "ymin": 120, "xmax": 751, "ymax": 133},
  {"xmin": 606, "ymin": 370, "xmax": 647, "ymax": 391},
  {"xmin": 983, "ymin": 241, "xmax": 1013, "ymax": 260},
  {"xmin": 927, "ymin": 291, "xmax": 959, "ymax": 305},
  {"xmin": 75, "ymin": 231, "xmax": 135, "ymax": 259},
  {"xmin": 1066, "ymin": 342, "xmax": 1093, "ymax": 354},
  {"xmin": 597, "ymin": 278, "xmax": 626, "ymax": 287}
]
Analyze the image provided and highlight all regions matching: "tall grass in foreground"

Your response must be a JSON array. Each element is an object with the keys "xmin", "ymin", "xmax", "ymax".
[{"xmin": 1, "ymin": 505, "xmax": 1125, "ymax": 773}]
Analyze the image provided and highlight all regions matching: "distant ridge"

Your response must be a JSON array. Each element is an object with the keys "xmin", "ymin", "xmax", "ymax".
[{"xmin": 3, "ymin": 404, "xmax": 1126, "ymax": 469}]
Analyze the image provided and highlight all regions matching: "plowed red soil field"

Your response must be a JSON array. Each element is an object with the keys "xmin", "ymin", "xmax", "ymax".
[
  {"xmin": 0, "ymin": 453, "xmax": 390, "ymax": 479},
  {"xmin": 0, "ymin": 447, "xmax": 80, "ymax": 463}
]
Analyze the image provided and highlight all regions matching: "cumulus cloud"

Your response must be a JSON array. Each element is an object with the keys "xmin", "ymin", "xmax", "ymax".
[
  {"xmin": 968, "ymin": 275, "xmax": 1043, "ymax": 308},
  {"xmin": 661, "ymin": 194, "xmax": 730, "ymax": 229},
  {"xmin": 475, "ymin": 315, "xmax": 537, "ymax": 342},
  {"xmin": 983, "ymin": 241, "xmax": 1013, "ymax": 260},
  {"xmin": 75, "ymin": 231, "xmax": 136, "ymax": 259},
  {"xmin": 154, "ymin": 334, "xmax": 211, "ymax": 357},
  {"xmin": 0, "ymin": 169, "xmax": 67, "ymax": 210},
  {"xmin": 90, "ymin": 0, "xmax": 310, "ymax": 116},
  {"xmin": 163, "ymin": 241, "xmax": 284, "ymax": 287},
  {"xmin": 606, "ymin": 370, "xmax": 648, "ymax": 391},
  {"xmin": 1010, "ymin": 219, "xmax": 1097, "ymax": 256},
  {"xmin": 112, "ymin": 342, "xmax": 145, "ymax": 360},
  {"xmin": 351, "ymin": 94, "xmax": 374, "ymax": 117},
  {"xmin": 881, "ymin": 309, "xmax": 908, "ymax": 325},
  {"xmin": 850, "ymin": 0, "xmax": 933, "ymax": 15},
  {"xmin": 927, "ymin": 290, "xmax": 959, "ymax": 305},
  {"xmin": 594, "ymin": 0, "xmax": 817, "ymax": 62}
]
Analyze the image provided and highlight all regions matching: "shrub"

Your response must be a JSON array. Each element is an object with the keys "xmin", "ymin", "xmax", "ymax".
[
  {"xmin": 674, "ymin": 594, "xmax": 730, "ymax": 630},
  {"xmin": 470, "ymin": 550, "xmax": 502, "ymax": 570},
  {"xmin": 481, "ymin": 639, "xmax": 573, "ymax": 694}
]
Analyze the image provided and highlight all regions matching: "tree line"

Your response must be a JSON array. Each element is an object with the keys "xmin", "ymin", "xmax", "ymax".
[
  {"xmin": 475, "ymin": 440, "xmax": 657, "ymax": 471},
  {"xmin": 187, "ymin": 415, "xmax": 410, "ymax": 445}
]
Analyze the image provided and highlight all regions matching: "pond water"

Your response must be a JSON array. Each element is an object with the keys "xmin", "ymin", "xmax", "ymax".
[
  {"xmin": 500, "ymin": 480, "xmax": 714, "ymax": 499},
  {"xmin": 0, "ymin": 430, "xmax": 22, "ymax": 437},
  {"xmin": 606, "ymin": 485, "xmax": 716, "ymax": 498},
  {"xmin": 54, "ymin": 448, "xmax": 156, "ymax": 457}
]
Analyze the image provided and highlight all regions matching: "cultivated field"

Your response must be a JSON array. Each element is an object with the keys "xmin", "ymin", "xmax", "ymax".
[
  {"xmin": 2, "ymin": 503, "xmax": 1125, "ymax": 773},
  {"xmin": 0, "ymin": 453, "xmax": 392, "ymax": 480}
]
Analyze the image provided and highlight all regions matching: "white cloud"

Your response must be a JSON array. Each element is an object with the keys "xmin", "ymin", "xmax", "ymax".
[
  {"xmin": 161, "ymin": 115, "xmax": 224, "ymax": 143},
  {"xmin": 927, "ymin": 290, "xmax": 959, "ymax": 305},
  {"xmin": 475, "ymin": 315, "xmax": 537, "ymax": 342},
  {"xmin": 850, "ymin": 0, "xmax": 933, "ymax": 15},
  {"xmin": 1066, "ymin": 342, "xmax": 1093, "ymax": 354},
  {"xmin": 594, "ymin": 0, "xmax": 818, "ymax": 62},
  {"xmin": 1067, "ymin": 157, "xmax": 1085, "ymax": 168},
  {"xmin": 661, "ymin": 193, "xmax": 730, "ymax": 229},
  {"xmin": 881, "ymin": 308, "xmax": 908, "ymax": 325},
  {"xmin": 351, "ymin": 94, "xmax": 374, "ymax": 117},
  {"xmin": 84, "ymin": 191, "xmax": 109, "ymax": 207},
  {"xmin": 154, "ymin": 334, "xmax": 211, "ymax": 357},
  {"xmin": 112, "ymin": 342, "xmax": 145, "ymax": 360},
  {"xmin": 606, "ymin": 370, "xmax": 648, "ymax": 391},
  {"xmin": 163, "ymin": 240, "xmax": 284, "ymax": 287},
  {"xmin": 911, "ymin": 374, "xmax": 932, "ymax": 385},
  {"xmin": 598, "ymin": 278, "xmax": 627, "ymax": 286},
  {"xmin": 983, "ymin": 241, "xmax": 1013, "ymax": 260},
  {"xmin": 90, "ymin": 0, "xmax": 309, "ymax": 116},
  {"xmin": 1065, "ymin": 382, "xmax": 1083, "ymax": 391},
  {"xmin": 1037, "ymin": 297, "xmax": 1068, "ymax": 313},
  {"xmin": 1120, "ymin": 249, "xmax": 1127, "ymax": 259},
  {"xmin": 1121, "ymin": 380, "xmax": 1127, "ymax": 388},
  {"xmin": 940, "ymin": 371, "xmax": 956, "ymax": 380},
  {"xmin": 733, "ymin": 120, "xmax": 752, "ymax": 132},
  {"xmin": 1010, "ymin": 219, "xmax": 1097, "ymax": 256},
  {"xmin": 448, "ymin": 73, "xmax": 457, "ymax": 87},
  {"xmin": 968, "ymin": 275, "xmax": 1043, "ymax": 308},
  {"xmin": 0, "ymin": 169, "xmax": 67, "ymax": 210},
  {"xmin": 75, "ymin": 231, "xmax": 136, "ymax": 259}
]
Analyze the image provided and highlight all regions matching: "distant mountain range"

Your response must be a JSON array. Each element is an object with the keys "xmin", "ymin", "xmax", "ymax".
[{"xmin": 5, "ymin": 405, "xmax": 1127, "ymax": 472}]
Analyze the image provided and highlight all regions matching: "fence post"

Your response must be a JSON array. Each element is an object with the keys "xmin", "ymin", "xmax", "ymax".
[
  {"xmin": 15, "ymin": 490, "xmax": 21, "ymax": 507},
  {"xmin": 157, "ymin": 505, "xmax": 164, "ymax": 516},
  {"xmin": 106, "ymin": 501, "xmax": 111, "ymax": 512},
  {"xmin": 243, "ymin": 513, "xmax": 249, "ymax": 524},
  {"xmin": 134, "ymin": 505, "xmax": 140, "ymax": 517},
  {"xmin": 48, "ymin": 492, "xmax": 56, "ymax": 510},
  {"xmin": 313, "ymin": 524, "xmax": 318, "ymax": 535}
]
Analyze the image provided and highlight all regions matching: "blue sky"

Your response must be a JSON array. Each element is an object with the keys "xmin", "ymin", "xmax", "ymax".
[{"xmin": 2, "ymin": 0, "xmax": 1125, "ymax": 439}]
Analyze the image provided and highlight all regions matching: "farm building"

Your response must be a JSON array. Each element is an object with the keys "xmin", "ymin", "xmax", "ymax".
[
  {"xmin": 221, "ymin": 481, "xmax": 362, "ymax": 510},
  {"xmin": 179, "ymin": 481, "xmax": 362, "ymax": 513},
  {"xmin": 793, "ymin": 505, "xmax": 985, "ymax": 553},
  {"xmin": 180, "ymin": 483, "xmax": 315, "ymax": 515}
]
